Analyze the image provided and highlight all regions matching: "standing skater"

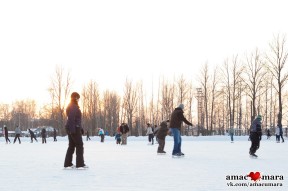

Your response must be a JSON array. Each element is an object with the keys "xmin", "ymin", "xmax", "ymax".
[
  {"xmin": 146, "ymin": 123, "xmax": 154, "ymax": 145},
  {"xmin": 53, "ymin": 128, "xmax": 57, "ymax": 142},
  {"xmin": 98, "ymin": 128, "xmax": 105, "ymax": 142},
  {"xmin": 156, "ymin": 121, "xmax": 169, "ymax": 154},
  {"xmin": 266, "ymin": 128, "xmax": 271, "ymax": 139},
  {"xmin": 13, "ymin": 125, "xmax": 22, "ymax": 144},
  {"xmin": 86, "ymin": 130, "xmax": 91, "ymax": 141},
  {"xmin": 115, "ymin": 131, "xmax": 121, "ymax": 144},
  {"xmin": 249, "ymin": 115, "xmax": 262, "ymax": 158},
  {"xmin": 229, "ymin": 126, "xmax": 234, "ymax": 143},
  {"xmin": 120, "ymin": 123, "xmax": 129, "ymax": 145},
  {"xmin": 4, "ymin": 125, "xmax": 11, "ymax": 144},
  {"xmin": 64, "ymin": 92, "xmax": 87, "ymax": 169},
  {"xmin": 275, "ymin": 125, "xmax": 280, "ymax": 143},
  {"xmin": 169, "ymin": 104, "xmax": 193, "ymax": 157},
  {"xmin": 28, "ymin": 129, "xmax": 38, "ymax": 143},
  {"xmin": 41, "ymin": 128, "xmax": 47, "ymax": 144}
]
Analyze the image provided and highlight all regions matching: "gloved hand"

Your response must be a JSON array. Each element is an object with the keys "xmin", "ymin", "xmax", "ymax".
[
  {"xmin": 259, "ymin": 136, "xmax": 262, "ymax": 141},
  {"xmin": 81, "ymin": 129, "xmax": 84, "ymax": 135}
]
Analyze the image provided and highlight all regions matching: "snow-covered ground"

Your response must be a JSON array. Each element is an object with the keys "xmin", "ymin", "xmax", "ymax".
[{"xmin": 0, "ymin": 135, "xmax": 287, "ymax": 191}]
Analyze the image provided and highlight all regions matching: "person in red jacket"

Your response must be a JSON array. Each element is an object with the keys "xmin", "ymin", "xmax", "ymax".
[{"xmin": 169, "ymin": 104, "xmax": 193, "ymax": 157}]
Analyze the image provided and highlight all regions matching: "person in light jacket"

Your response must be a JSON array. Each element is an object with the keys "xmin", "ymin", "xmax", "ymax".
[
  {"xmin": 146, "ymin": 123, "xmax": 154, "ymax": 145},
  {"xmin": 13, "ymin": 125, "xmax": 22, "ymax": 144}
]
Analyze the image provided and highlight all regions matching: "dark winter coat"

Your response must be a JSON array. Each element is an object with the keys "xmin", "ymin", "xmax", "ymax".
[
  {"xmin": 157, "ymin": 122, "xmax": 169, "ymax": 139},
  {"xmin": 120, "ymin": 124, "xmax": 129, "ymax": 134},
  {"xmin": 169, "ymin": 108, "xmax": 192, "ymax": 130},
  {"xmin": 41, "ymin": 128, "xmax": 47, "ymax": 138},
  {"xmin": 250, "ymin": 118, "xmax": 262, "ymax": 136},
  {"xmin": 4, "ymin": 127, "xmax": 8, "ymax": 137},
  {"xmin": 65, "ymin": 101, "xmax": 82, "ymax": 134},
  {"xmin": 29, "ymin": 129, "xmax": 35, "ymax": 137}
]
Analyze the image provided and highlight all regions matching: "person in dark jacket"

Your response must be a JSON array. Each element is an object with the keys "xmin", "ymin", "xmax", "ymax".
[
  {"xmin": 86, "ymin": 130, "xmax": 91, "ymax": 141},
  {"xmin": 4, "ymin": 125, "xmax": 11, "ymax": 144},
  {"xmin": 41, "ymin": 128, "xmax": 47, "ymax": 144},
  {"xmin": 53, "ymin": 128, "xmax": 57, "ymax": 142},
  {"xmin": 169, "ymin": 104, "xmax": 193, "ymax": 157},
  {"xmin": 157, "ymin": 121, "xmax": 169, "ymax": 154},
  {"xmin": 115, "ymin": 132, "xmax": 121, "ymax": 144},
  {"xmin": 64, "ymin": 92, "xmax": 87, "ymax": 169},
  {"xmin": 28, "ymin": 129, "xmax": 38, "ymax": 143},
  {"xmin": 120, "ymin": 123, "xmax": 129, "ymax": 145},
  {"xmin": 249, "ymin": 115, "xmax": 262, "ymax": 158}
]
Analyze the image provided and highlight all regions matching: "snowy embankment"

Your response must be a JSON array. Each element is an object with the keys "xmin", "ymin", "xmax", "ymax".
[{"xmin": 0, "ymin": 135, "xmax": 287, "ymax": 191}]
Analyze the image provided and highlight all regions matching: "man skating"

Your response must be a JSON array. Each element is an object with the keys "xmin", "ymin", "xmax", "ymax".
[{"xmin": 249, "ymin": 115, "xmax": 262, "ymax": 158}]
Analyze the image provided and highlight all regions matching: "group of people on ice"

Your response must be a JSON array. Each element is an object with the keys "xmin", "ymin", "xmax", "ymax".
[{"xmin": 2, "ymin": 125, "xmax": 57, "ymax": 144}]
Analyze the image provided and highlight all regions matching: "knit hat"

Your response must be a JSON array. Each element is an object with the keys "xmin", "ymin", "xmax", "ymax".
[
  {"xmin": 257, "ymin": 115, "xmax": 262, "ymax": 120},
  {"xmin": 178, "ymin": 103, "xmax": 184, "ymax": 110}
]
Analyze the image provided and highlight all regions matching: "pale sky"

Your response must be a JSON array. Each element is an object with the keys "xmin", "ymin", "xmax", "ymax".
[{"xmin": 1, "ymin": 0, "xmax": 288, "ymax": 105}]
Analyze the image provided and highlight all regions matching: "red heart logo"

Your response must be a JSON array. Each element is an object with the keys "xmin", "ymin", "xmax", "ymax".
[{"xmin": 248, "ymin": 172, "xmax": 261, "ymax": 182}]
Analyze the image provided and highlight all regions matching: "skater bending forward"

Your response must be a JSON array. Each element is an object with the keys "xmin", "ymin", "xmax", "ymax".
[{"xmin": 249, "ymin": 115, "xmax": 262, "ymax": 158}]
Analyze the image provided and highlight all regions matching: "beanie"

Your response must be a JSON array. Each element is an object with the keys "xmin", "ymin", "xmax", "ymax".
[{"xmin": 178, "ymin": 103, "xmax": 184, "ymax": 110}]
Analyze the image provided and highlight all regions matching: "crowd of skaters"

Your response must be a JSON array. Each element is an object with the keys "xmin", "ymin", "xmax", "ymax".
[{"xmin": 2, "ymin": 92, "xmax": 286, "ymax": 168}]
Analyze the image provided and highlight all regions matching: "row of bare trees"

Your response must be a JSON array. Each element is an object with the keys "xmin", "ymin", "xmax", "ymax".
[{"xmin": 1, "ymin": 34, "xmax": 288, "ymax": 136}]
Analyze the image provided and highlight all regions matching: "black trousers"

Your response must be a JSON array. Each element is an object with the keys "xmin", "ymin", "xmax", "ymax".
[
  {"xmin": 157, "ymin": 138, "xmax": 165, "ymax": 152},
  {"xmin": 42, "ymin": 137, "xmax": 46, "ymax": 144},
  {"xmin": 31, "ymin": 136, "xmax": 38, "ymax": 142},
  {"xmin": 54, "ymin": 136, "xmax": 57, "ymax": 141},
  {"xmin": 64, "ymin": 129, "xmax": 84, "ymax": 167},
  {"xmin": 250, "ymin": 133, "xmax": 260, "ymax": 154},
  {"xmin": 5, "ymin": 136, "xmax": 11, "ymax": 143},
  {"xmin": 100, "ymin": 134, "xmax": 104, "ymax": 142},
  {"xmin": 148, "ymin": 134, "xmax": 154, "ymax": 144},
  {"xmin": 13, "ymin": 134, "xmax": 21, "ymax": 144}
]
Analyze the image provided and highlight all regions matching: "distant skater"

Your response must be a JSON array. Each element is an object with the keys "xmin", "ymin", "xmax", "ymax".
[
  {"xmin": 156, "ymin": 121, "xmax": 169, "ymax": 154},
  {"xmin": 249, "ymin": 115, "xmax": 262, "ymax": 158},
  {"xmin": 266, "ymin": 128, "xmax": 271, "ymax": 139},
  {"xmin": 28, "ymin": 129, "xmax": 38, "ymax": 143},
  {"xmin": 86, "ymin": 130, "xmax": 91, "ymax": 141},
  {"xmin": 13, "ymin": 125, "xmax": 22, "ymax": 144},
  {"xmin": 146, "ymin": 123, "xmax": 154, "ymax": 145},
  {"xmin": 98, "ymin": 128, "xmax": 105, "ymax": 142},
  {"xmin": 229, "ymin": 127, "xmax": 234, "ymax": 143},
  {"xmin": 276, "ymin": 125, "xmax": 280, "ymax": 143},
  {"xmin": 4, "ymin": 125, "xmax": 11, "ymax": 144},
  {"xmin": 41, "ymin": 128, "xmax": 47, "ymax": 144},
  {"xmin": 53, "ymin": 128, "xmax": 57, "ymax": 142},
  {"xmin": 120, "ymin": 123, "xmax": 129, "ymax": 145},
  {"xmin": 115, "ymin": 132, "xmax": 121, "ymax": 144}
]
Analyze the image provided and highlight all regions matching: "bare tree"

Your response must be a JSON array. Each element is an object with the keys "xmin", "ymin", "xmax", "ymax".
[
  {"xmin": 266, "ymin": 34, "xmax": 288, "ymax": 126},
  {"xmin": 102, "ymin": 90, "xmax": 120, "ymax": 136},
  {"xmin": 122, "ymin": 79, "xmax": 138, "ymax": 135},
  {"xmin": 243, "ymin": 49, "xmax": 267, "ymax": 122},
  {"xmin": 209, "ymin": 66, "xmax": 220, "ymax": 134},
  {"xmin": 81, "ymin": 80, "xmax": 100, "ymax": 135},
  {"xmin": 221, "ymin": 56, "xmax": 244, "ymax": 130},
  {"xmin": 50, "ymin": 65, "xmax": 72, "ymax": 134}
]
